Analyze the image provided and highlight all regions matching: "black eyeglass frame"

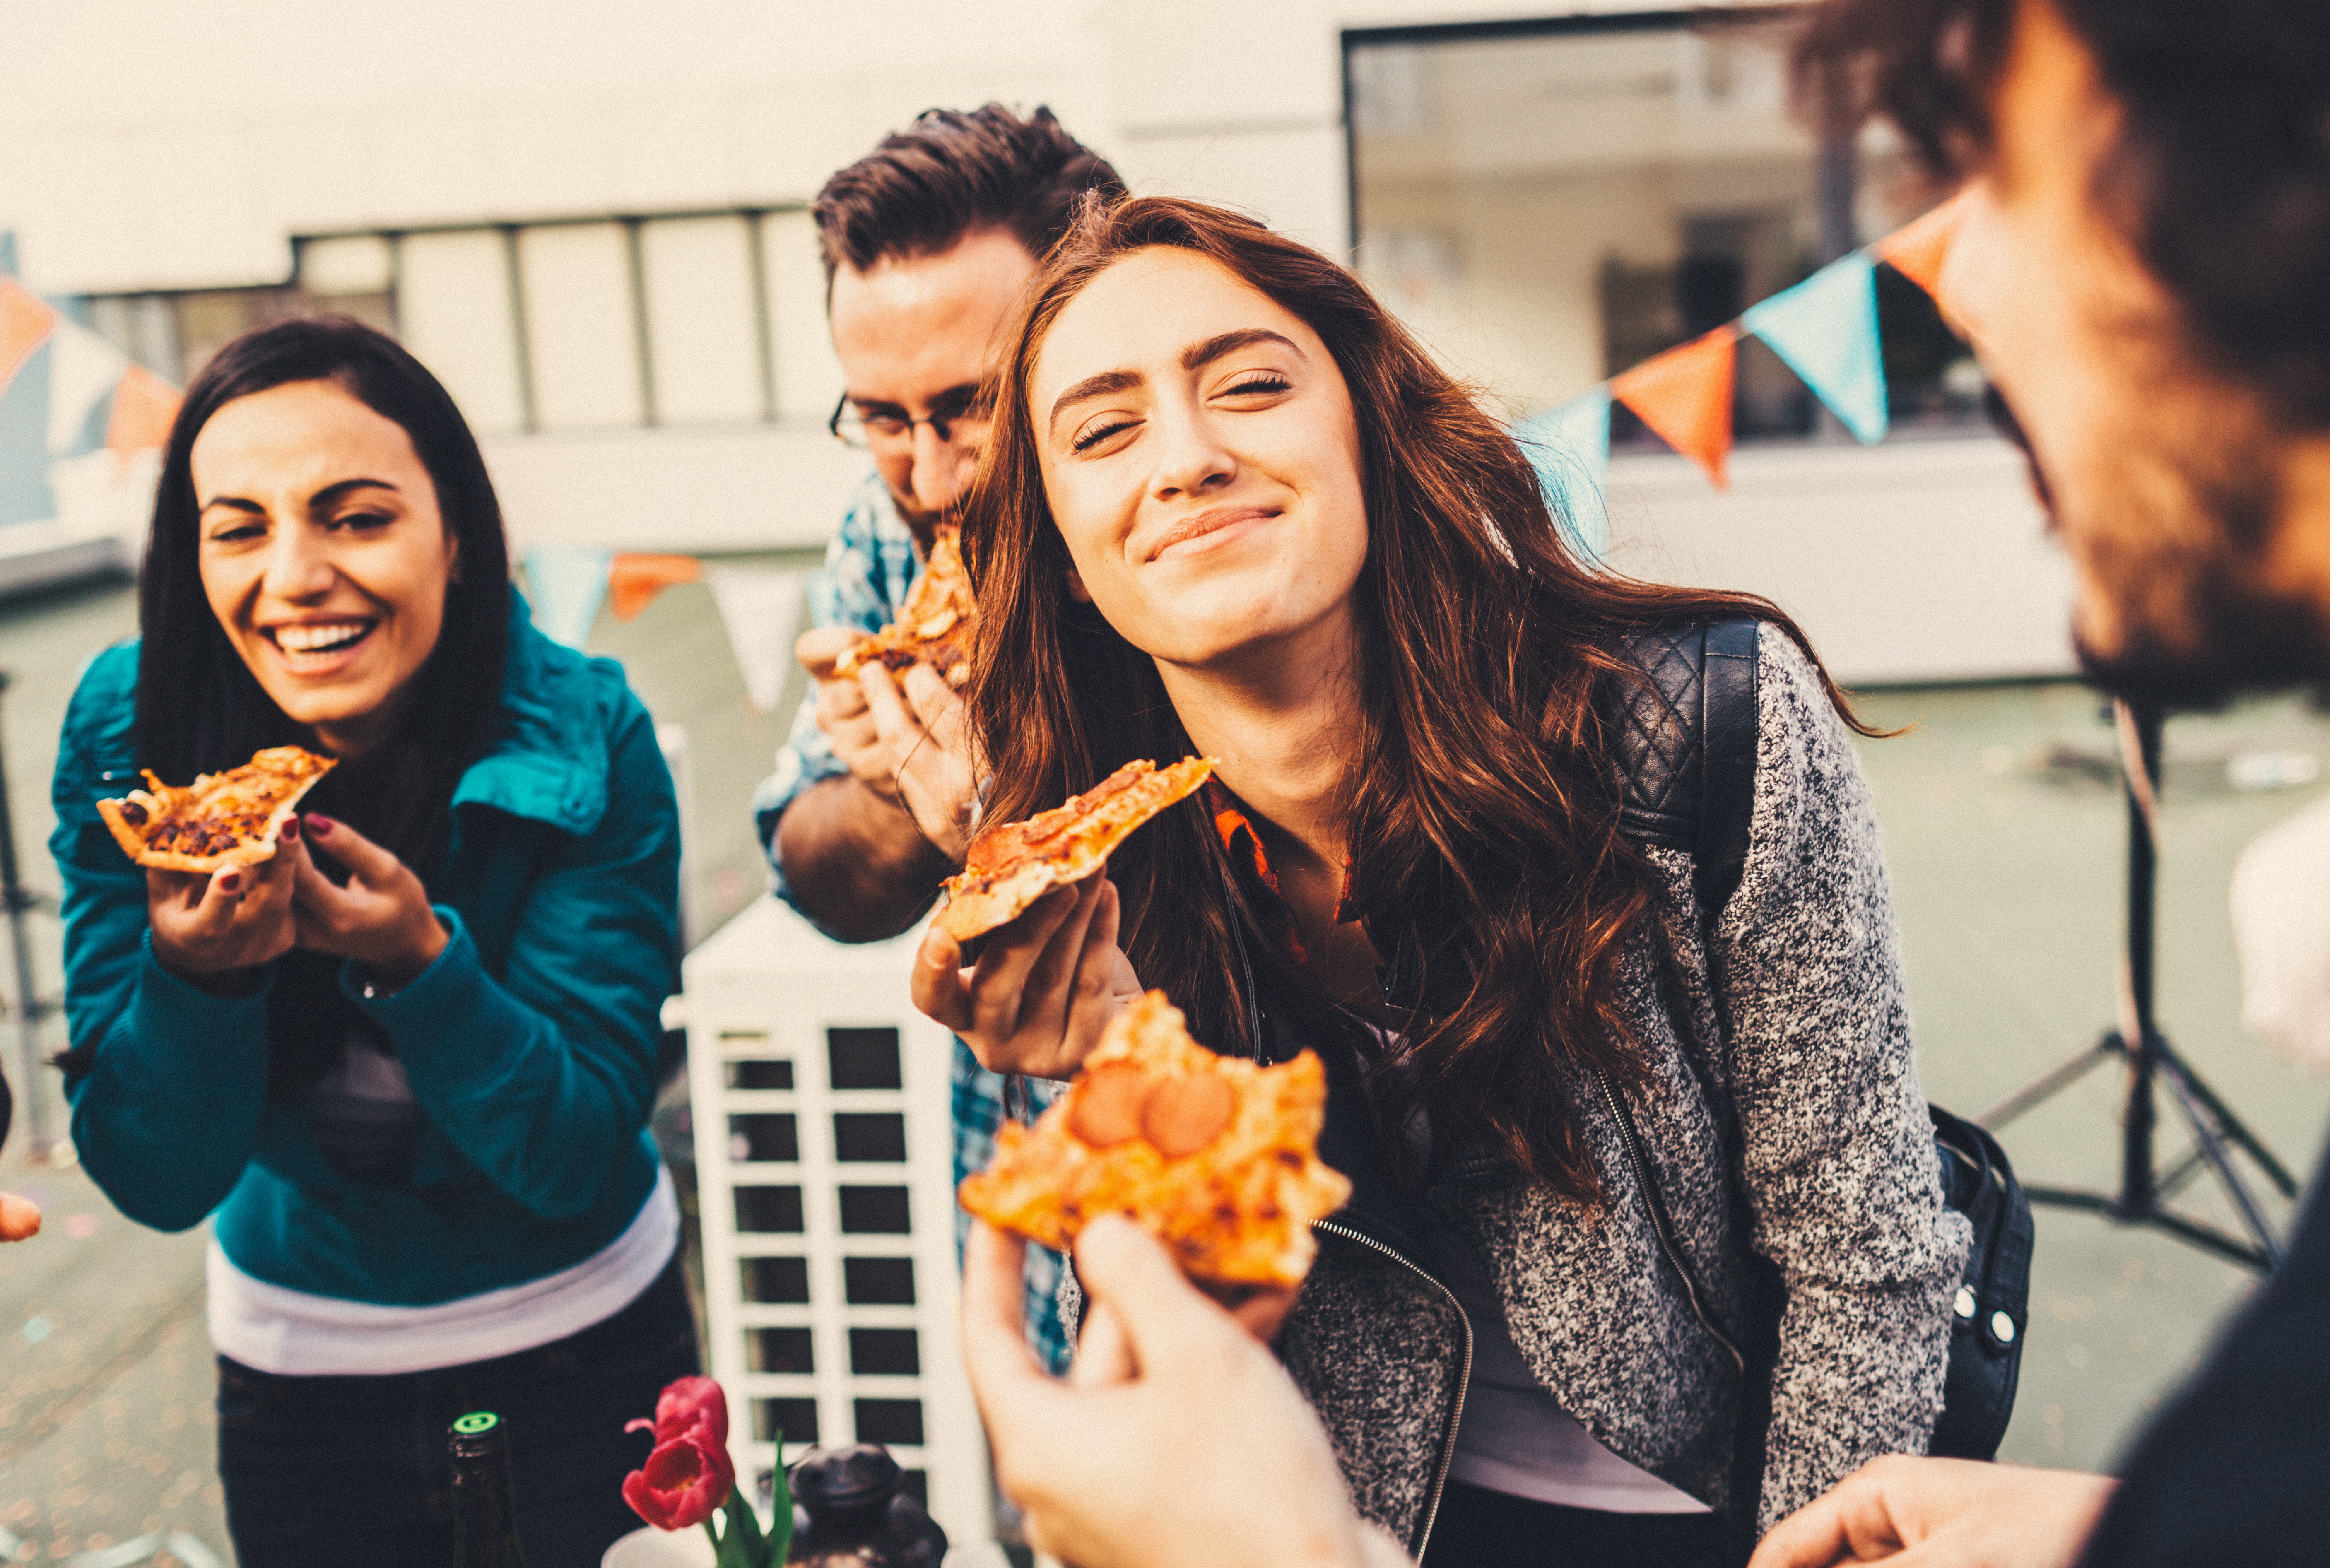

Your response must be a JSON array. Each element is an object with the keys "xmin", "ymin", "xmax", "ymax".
[{"xmin": 827, "ymin": 390, "xmax": 993, "ymax": 451}]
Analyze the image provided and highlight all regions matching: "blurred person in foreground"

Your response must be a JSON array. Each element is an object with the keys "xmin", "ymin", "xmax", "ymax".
[
  {"xmin": 749, "ymin": 104, "xmax": 1124, "ymax": 1372},
  {"xmin": 51, "ymin": 318, "xmax": 694, "ymax": 1565},
  {"xmin": 958, "ymin": 0, "xmax": 2330, "ymax": 1563}
]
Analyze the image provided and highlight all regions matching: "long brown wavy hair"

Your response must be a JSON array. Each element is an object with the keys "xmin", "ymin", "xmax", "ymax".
[{"xmin": 960, "ymin": 196, "xmax": 1863, "ymax": 1199}]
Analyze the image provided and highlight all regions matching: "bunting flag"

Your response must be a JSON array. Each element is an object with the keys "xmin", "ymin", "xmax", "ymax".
[
  {"xmin": 523, "ymin": 546, "xmax": 614, "ymax": 650},
  {"xmin": 1874, "ymin": 189, "xmax": 1971, "ymax": 301},
  {"xmin": 1611, "ymin": 326, "xmax": 1737, "ymax": 489},
  {"xmin": 1741, "ymin": 251, "xmax": 1890, "ymax": 444},
  {"xmin": 608, "ymin": 552, "xmax": 704, "ymax": 620},
  {"xmin": 106, "ymin": 363, "xmax": 183, "ymax": 451},
  {"xmin": 708, "ymin": 568, "xmax": 805, "ymax": 713},
  {"xmin": 1514, "ymin": 388, "xmax": 1611, "ymax": 561},
  {"xmin": 0, "ymin": 277, "xmax": 58, "ymax": 401},
  {"xmin": 47, "ymin": 316, "xmax": 130, "ymax": 454}
]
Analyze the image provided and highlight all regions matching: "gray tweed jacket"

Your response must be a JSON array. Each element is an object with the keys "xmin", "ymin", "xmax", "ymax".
[{"xmin": 1066, "ymin": 626, "xmax": 1969, "ymax": 1557}]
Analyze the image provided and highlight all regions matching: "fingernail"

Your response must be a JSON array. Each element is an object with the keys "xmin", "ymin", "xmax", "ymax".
[
  {"xmin": 281, "ymin": 816, "xmax": 299, "ymax": 840},
  {"xmin": 306, "ymin": 814, "xmax": 332, "ymax": 836},
  {"xmin": 219, "ymin": 873, "xmax": 242, "ymax": 892}
]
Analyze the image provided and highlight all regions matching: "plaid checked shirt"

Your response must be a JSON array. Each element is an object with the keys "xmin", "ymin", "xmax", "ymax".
[{"xmin": 752, "ymin": 472, "xmax": 1073, "ymax": 1374}]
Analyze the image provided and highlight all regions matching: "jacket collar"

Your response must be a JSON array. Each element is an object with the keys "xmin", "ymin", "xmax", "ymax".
[{"xmin": 449, "ymin": 593, "xmax": 611, "ymax": 836}]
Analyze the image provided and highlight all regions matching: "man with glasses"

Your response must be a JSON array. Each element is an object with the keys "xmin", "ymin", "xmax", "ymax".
[{"xmin": 752, "ymin": 104, "xmax": 1123, "ymax": 1372}]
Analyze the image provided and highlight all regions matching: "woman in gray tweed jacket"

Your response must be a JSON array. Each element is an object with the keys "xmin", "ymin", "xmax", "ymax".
[{"xmin": 913, "ymin": 195, "xmax": 1970, "ymax": 1568}]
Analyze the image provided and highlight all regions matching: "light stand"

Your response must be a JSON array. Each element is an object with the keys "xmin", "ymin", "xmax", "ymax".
[
  {"xmin": 0, "ymin": 670, "xmax": 62, "ymax": 1160},
  {"xmin": 1979, "ymin": 699, "xmax": 2296, "ymax": 1270}
]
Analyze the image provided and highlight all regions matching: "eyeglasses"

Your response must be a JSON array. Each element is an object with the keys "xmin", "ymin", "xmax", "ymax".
[{"xmin": 829, "ymin": 391, "xmax": 993, "ymax": 452}]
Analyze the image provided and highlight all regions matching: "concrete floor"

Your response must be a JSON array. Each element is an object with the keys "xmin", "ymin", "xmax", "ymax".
[{"xmin": 3, "ymin": 573, "xmax": 2328, "ymax": 1559}]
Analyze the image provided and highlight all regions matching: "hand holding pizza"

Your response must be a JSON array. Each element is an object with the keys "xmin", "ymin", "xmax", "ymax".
[
  {"xmin": 914, "ymin": 873, "xmax": 1143, "ymax": 1080},
  {"xmin": 860, "ymin": 659, "xmax": 977, "ymax": 861},
  {"xmin": 797, "ymin": 626, "xmax": 901, "ymax": 801},
  {"xmin": 291, "ymin": 814, "xmax": 449, "ymax": 991},
  {"xmin": 147, "ymin": 828, "xmax": 302, "ymax": 983}
]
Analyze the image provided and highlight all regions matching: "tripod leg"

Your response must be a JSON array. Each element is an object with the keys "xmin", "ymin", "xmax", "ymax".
[
  {"xmin": 1977, "ymin": 1035, "xmax": 2119, "ymax": 1130},
  {"xmin": 2157, "ymin": 1052, "xmax": 2285, "ymax": 1269},
  {"xmin": 2151, "ymin": 1039, "xmax": 2301, "ymax": 1198}
]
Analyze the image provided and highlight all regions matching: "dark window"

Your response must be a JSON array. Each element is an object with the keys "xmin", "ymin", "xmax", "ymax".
[
  {"xmin": 826, "ymin": 1027, "xmax": 902, "ymax": 1089},
  {"xmin": 730, "ymin": 1114, "xmax": 797, "ymax": 1163},
  {"xmin": 747, "ymin": 1327, "xmax": 815, "ymax": 1374},
  {"xmin": 854, "ymin": 1398, "xmax": 924, "ymax": 1447},
  {"xmin": 843, "ymin": 1257, "xmax": 915, "ymax": 1305},
  {"xmin": 833, "ymin": 1113, "xmax": 906, "ymax": 1162},
  {"xmin": 741, "ymin": 1257, "xmax": 808, "ymax": 1303},
  {"xmin": 839, "ymin": 1186, "xmax": 911, "ymax": 1233},
  {"xmin": 725, "ymin": 1059, "xmax": 794, "ymax": 1091},
  {"xmin": 754, "ymin": 1397, "xmax": 819, "ymax": 1445},
  {"xmin": 848, "ymin": 1328, "xmax": 920, "ymax": 1376},
  {"xmin": 900, "ymin": 1471, "xmax": 927, "ymax": 1509},
  {"xmin": 735, "ymin": 1187, "xmax": 805, "ymax": 1233}
]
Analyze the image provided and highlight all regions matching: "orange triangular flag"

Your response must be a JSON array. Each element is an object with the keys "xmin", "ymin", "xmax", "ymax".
[
  {"xmin": 1875, "ymin": 190, "xmax": 1971, "ymax": 298},
  {"xmin": 106, "ymin": 364, "xmax": 183, "ymax": 452},
  {"xmin": 1611, "ymin": 327, "xmax": 1737, "ymax": 489},
  {"xmin": 0, "ymin": 278, "xmax": 60, "ymax": 402},
  {"xmin": 608, "ymin": 552, "xmax": 703, "ymax": 620}
]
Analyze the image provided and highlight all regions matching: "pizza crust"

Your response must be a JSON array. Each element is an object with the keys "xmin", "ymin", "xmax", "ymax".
[
  {"xmin": 935, "ymin": 756, "xmax": 1215, "ymax": 942},
  {"xmin": 957, "ymin": 990, "xmax": 1351, "ymax": 1289},
  {"xmin": 97, "ymin": 747, "xmax": 336, "ymax": 873},
  {"xmin": 835, "ymin": 524, "xmax": 978, "ymax": 689}
]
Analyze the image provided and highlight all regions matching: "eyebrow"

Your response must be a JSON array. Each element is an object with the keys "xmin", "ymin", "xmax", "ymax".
[
  {"xmin": 1046, "ymin": 328, "xmax": 1306, "ymax": 433},
  {"xmin": 198, "ymin": 478, "xmax": 401, "ymax": 515}
]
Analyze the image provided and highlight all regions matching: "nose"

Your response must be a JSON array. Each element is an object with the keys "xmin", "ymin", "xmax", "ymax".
[
  {"xmin": 259, "ymin": 521, "xmax": 338, "ymax": 603},
  {"xmin": 1147, "ymin": 403, "xmax": 1237, "ymax": 503},
  {"xmin": 908, "ymin": 422, "xmax": 969, "ymax": 515}
]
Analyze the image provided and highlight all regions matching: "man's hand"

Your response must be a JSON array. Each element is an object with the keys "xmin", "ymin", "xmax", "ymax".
[
  {"xmin": 962, "ymin": 1217, "xmax": 1407, "ymax": 1568},
  {"xmin": 292, "ymin": 814, "xmax": 447, "ymax": 991},
  {"xmin": 861, "ymin": 660, "xmax": 976, "ymax": 862},
  {"xmin": 796, "ymin": 626, "xmax": 900, "ymax": 800},
  {"xmin": 147, "ymin": 829, "xmax": 300, "ymax": 983},
  {"xmin": 1749, "ymin": 1456, "xmax": 2117, "ymax": 1568},
  {"xmin": 912, "ymin": 873, "xmax": 1142, "ymax": 1080}
]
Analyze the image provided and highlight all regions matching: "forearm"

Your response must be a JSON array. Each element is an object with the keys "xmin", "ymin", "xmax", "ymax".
[{"xmin": 776, "ymin": 775, "xmax": 954, "ymax": 941}]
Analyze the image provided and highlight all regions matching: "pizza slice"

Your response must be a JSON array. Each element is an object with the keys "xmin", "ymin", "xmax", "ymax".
[
  {"xmin": 97, "ymin": 744, "xmax": 336, "ymax": 873},
  {"xmin": 958, "ymin": 990, "xmax": 1351, "ymax": 1289},
  {"xmin": 835, "ymin": 523, "xmax": 978, "ymax": 689},
  {"xmin": 935, "ymin": 756, "xmax": 1215, "ymax": 943}
]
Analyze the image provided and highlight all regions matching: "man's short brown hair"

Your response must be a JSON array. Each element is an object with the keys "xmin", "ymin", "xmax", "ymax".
[{"xmin": 814, "ymin": 104, "xmax": 1125, "ymax": 280}]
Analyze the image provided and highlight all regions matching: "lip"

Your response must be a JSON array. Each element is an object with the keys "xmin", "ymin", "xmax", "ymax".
[
  {"xmin": 258, "ymin": 615, "xmax": 381, "ymax": 675},
  {"xmin": 1144, "ymin": 506, "xmax": 1279, "ymax": 564}
]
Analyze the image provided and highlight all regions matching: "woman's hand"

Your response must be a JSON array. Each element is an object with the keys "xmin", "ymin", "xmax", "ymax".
[
  {"xmin": 148, "ymin": 831, "xmax": 301, "ymax": 983},
  {"xmin": 292, "ymin": 813, "xmax": 448, "ymax": 991},
  {"xmin": 912, "ymin": 872, "xmax": 1143, "ymax": 1079}
]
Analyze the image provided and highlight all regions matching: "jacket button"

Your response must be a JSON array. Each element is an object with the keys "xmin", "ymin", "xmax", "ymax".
[
  {"xmin": 1954, "ymin": 1286, "xmax": 1976, "ymax": 1320},
  {"xmin": 1988, "ymin": 1310, "xmax": 2017, "ymax": 1345}
]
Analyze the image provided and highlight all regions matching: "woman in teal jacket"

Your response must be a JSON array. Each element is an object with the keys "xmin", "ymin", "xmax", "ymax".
[{"xmin": 51, "ymin": 317, "xmax": 695, "ymax": 1566}]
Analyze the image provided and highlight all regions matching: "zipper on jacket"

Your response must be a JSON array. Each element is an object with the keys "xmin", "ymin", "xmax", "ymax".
[
  {"xmin": 1314, "ymin": 1219, "xmax": 1472, "ymax": 1564},
  {"xmin": 1594, "ymin": 1066, "xmax": 1746, "ymax": 1375}
]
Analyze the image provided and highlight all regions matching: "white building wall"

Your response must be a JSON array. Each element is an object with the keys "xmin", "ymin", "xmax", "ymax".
[{"xmin": 0, "ymin": 0, "xmax": 2077, "ymax": 682}]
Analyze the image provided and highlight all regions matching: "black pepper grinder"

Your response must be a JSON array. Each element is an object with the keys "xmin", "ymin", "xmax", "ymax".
[{"xmin": 786, "ymin": 1444, "xmax": 947, "ymax": 1567}]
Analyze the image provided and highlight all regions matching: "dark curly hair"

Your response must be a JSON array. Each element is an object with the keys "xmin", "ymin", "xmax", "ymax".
[
  {"xmin": 813, "ymin": 104, "xmax": 1125, "ymax": 279},
  {"xmin": 1795, "ymin": 0, "xmax": 2330, "ymax": 429}
]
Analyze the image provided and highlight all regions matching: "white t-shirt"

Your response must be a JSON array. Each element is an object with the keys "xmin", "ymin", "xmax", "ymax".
[{"xmin": 1419, "ymin": 1215, "xmax": 1712, "ymax": 1514}]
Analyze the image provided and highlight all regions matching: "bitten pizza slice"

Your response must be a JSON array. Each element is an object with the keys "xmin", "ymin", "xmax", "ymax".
[
  {"xmin": 835, "ymin": 523, "xmax": 978, "ymax": 689},
  {"xmin": 936, "ymin": 756, "xmax": 1215, "ymax": 943},
  {"xmin": 97, "ymin": 745, "xmax": 336, "ymax": 873},
  {"xmin": 958, "ymin": 990, "xmax": 1351, "ymax": 1290}
]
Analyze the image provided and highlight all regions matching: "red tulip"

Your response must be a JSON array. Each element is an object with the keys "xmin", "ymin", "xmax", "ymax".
[
  {"xmin": 625, "ymin": 1374, "xmax": 730, "ymax": 1449},
  {"xmin": 621, "ymin": 1427, "xmax": 737, "ymax": 1531}
]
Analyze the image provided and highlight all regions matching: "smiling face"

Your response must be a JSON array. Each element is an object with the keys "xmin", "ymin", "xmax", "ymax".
[
  {"xmin": 190, "ymin": 379, "xmax": 457, "ymax": 756},
  {"xmin": 1028, "ymin": 248, "xmax": 1370, "ymax": 677}
]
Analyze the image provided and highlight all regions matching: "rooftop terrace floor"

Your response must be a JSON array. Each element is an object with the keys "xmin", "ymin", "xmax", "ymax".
[{"xmin": 4, "ymin": 573, "xmax": 2327, "ymax": 1562}]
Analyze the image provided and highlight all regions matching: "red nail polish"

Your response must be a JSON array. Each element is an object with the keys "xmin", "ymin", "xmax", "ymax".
[
  {"xmin": 219, "ymin": 873, "xmax": 242, "ymax": 892},
  {"xmin": 282, "ymin": 816, "xmax": 300, "ymax": 841},
  {"xmin": 307, "ymin": 814, "xmax": 333, "ymax": 836}
]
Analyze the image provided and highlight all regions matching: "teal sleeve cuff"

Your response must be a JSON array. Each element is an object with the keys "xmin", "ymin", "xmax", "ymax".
[
  {"xmin": 109, "ymin": 932, "xmax": 275, "ymax": 1097},
  {"xmin": 341, "ymin": 908, "xmax": 523, "ymax": 1089}
]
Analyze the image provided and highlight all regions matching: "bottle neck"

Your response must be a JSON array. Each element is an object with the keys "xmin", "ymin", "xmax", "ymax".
[{"xmin": 450, "ymin": 1450, "xmax": 528, "ymax": 1568}]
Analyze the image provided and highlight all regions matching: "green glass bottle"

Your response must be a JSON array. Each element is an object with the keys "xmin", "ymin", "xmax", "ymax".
[{"xmin": 449, "ymin": 1411, "xmax": 533, "ymax": 1568}]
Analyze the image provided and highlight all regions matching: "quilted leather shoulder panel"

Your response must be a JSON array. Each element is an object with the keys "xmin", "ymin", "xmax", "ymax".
[{"xmin": 1609, "ymin": 623, "xmax": 1710, "ymax": 850}]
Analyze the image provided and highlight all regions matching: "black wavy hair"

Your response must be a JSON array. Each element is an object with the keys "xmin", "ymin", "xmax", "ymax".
[{"xmin": 1795, "ymin": 0, "xmax": 2330, "ymax": 429}]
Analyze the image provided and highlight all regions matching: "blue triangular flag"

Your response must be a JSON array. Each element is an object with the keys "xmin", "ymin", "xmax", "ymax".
[
  {"xmin": 1514, "ymin": 388, "xmax": 1610, "ymax": 563},
  {"xmin": 1741, "ymin": 251, "xmax": 1889, "ymax": 444},
  {"xmin": 523, "ymin": 547, "xmax": 612, "ymax": 649}
]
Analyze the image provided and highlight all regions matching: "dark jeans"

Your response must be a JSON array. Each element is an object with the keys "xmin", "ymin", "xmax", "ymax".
[
  {"xmin": 1424, "ymin": 1482, "xmax": 1742, "ymax": 1568},
  {"xmin": 217, "ymin": 1250, "xmax": 700, "ymax": 1568}
]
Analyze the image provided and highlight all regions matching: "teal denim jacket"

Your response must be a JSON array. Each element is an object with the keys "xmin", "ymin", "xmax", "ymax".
[{"xmin": 50, "ymin": 601, "xmax": 678, "ymax": 1306}]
